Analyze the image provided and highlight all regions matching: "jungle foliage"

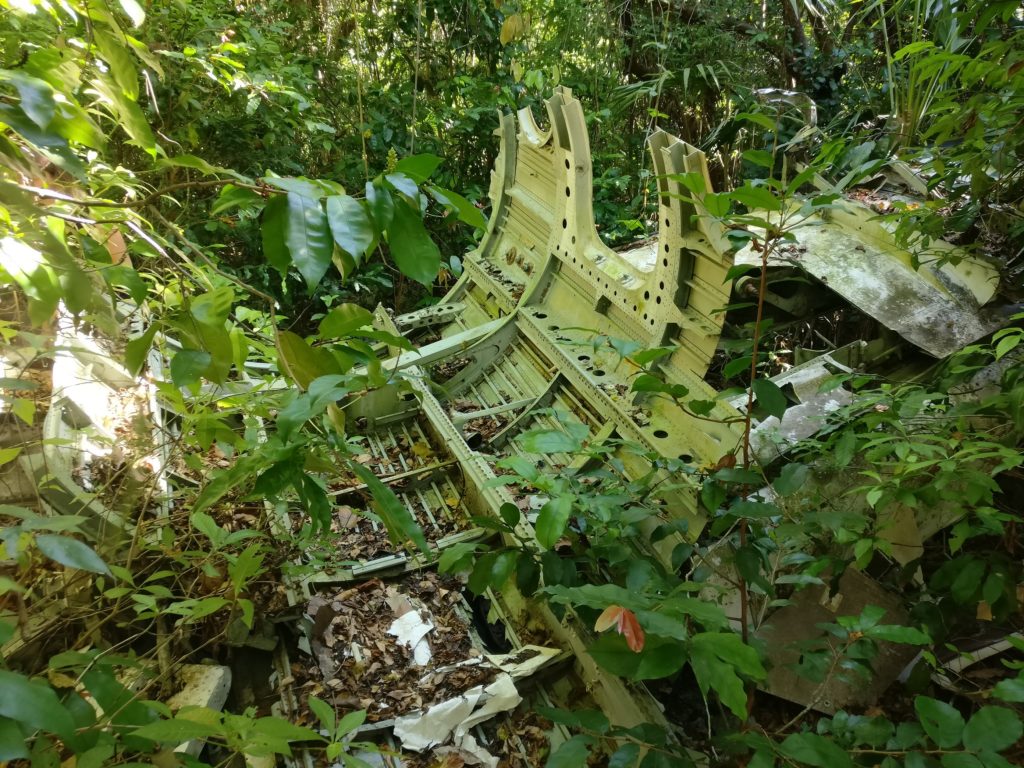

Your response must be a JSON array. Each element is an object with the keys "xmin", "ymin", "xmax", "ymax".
[{"xmin": 0, "ymin": 0, "xmax": 1023, "ymax": 767}]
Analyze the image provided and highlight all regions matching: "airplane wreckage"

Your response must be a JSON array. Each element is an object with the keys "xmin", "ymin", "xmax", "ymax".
[{"xmin": 0, "ymin": 87, "xmax": 1016, "ymax": 766}]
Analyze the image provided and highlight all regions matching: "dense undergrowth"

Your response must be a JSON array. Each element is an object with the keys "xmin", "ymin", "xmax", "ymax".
[{"xmin": 1, "ymin": 1, "xmax": 1023, "ymax": 767}]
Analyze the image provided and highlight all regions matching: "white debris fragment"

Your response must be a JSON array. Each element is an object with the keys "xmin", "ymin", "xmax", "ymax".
[
  {"xmin": 388, "ymin": 610, "xmax": 435, "ymax": 666},
  {"xmin": 392, "ymin": 645, "xmax": 562, "ymax": 767}
]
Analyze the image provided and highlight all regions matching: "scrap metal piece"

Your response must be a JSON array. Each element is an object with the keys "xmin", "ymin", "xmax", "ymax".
[
  {"xmin": 735, "ymin": 197, "xmax": 1006, "ymax": 358},
  {"xmin": 755, "ymin": 569, "xmax": 921, "ymax": 713}
]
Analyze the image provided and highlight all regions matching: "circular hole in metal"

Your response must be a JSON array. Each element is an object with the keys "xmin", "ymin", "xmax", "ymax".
[
  {"xmin": 656, "ymin": 296, "xmax": 661, "ymax": 304},
  {"xmin": 565, "ymin": 159, "xmax": 571, "ymax": 169},
  {"xmin": 578, "ymin": 354, "xmax": 590, "ymax": 361},
  {"xmin": 571, "ymin": 236, "xmax": 577, "ymax": 244},
  {"xmin": 664, "ymin": 243, "xmax": 670, "ymax": 253},
  {"xmin": 593, "ymin": 369, "xmax": 606, "ymax": 377},
  {"xmin": 562, "ymin": 218, "xmax": 567, "ymax": 229},
  {"xmin": 665, "ymin": 219, "xmax": 671, "ymax": 228},
  {"xmin": 565, "ymin": 187, "xmax": 571, "ymax": 197},
  {"xmin": 653, "ymin": 429, "xmax": 669, "ymax": 439},
  {"xmin": 548, "ymin": 325, "xmax": 559, "ymax": 331},
  {"xmin": 633, "ymin": 305, "xmax": 638, "ymax": 312},
  {"xmin": 535, "ymin": 312, "xmax": 548, "ymax": 319},
  {"xmin": 678, "ymin": 453, "xmax": 694, "ymax": 463},
  {"xmin": 644, "ymin": 291, "xmax": 650, "ymax": 300},
  {"xmin": 663, "ymin": 258, "xmax": 669, "ymax": 267},
  {"xmin": 659, "ymin": 281, "xmax": 665, "ymax": 290}
]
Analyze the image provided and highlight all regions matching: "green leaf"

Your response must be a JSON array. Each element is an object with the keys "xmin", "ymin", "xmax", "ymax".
[
  {"xmin": 0, "ymin": 717, "xmax": 27, "ymax": 761},
  {"xmin": 262, "ymin": 195, "xmax": 291, "ymax": 276},
  {"xmin": 993, "ymin": 677, "xmax": 1024, "ymax": 703},
  {"xmin": 388, "ymin": 197, "xmax": 441, "ymax": 286},
  {"xmin": 190, "ymin": 287, "xmax": 234, "ymax": 328},
  {"xmin": 779, "ymin": 733, "xmax": 852, "ymax": 768},
  {"xmin": 834, "ymin": 430, "xmax": 857, "ymax": 467},
  {"xmin": 962, "ymin": 706, "xmax": 1022, "ymax": 753},
  {"xmin": 0, "ymin": 71, "xmax": 56, "ymax": 128},
  {"xmin": 773, "ymin": 463, "xmax": 810, "ymax": 496},
  {"xmin": 326, "ymin": 195, "xmax": 375, "ymax": 261},
  {"xmin": 124, "ymin": 324, "xmax": 158, "ymax": 377},
  {"xmin": 0, "ymin": 670, "xmax": 75, "ymax": 739},
  {"xmin": 519, "ymin": 428, "xmax": 583, "ymax": 454},
  {"xmin": 276, "ymin": 331, "xmax": 340, "ymax": 390},
  {"xmin": 319, "ymin": 304, "xmax": 374, "ymax": 337},
  {"xmin": 609, "ymin": 743, "xmax": 641, "ymax": 768},
  {"xmin": 385, "ymin": 172, "xmax": 419, "ymax": 199},
  {"xmin": 156, "ymin": 155, "xmax": 249, "ymax": 182},
  {"xmin": 535, "ymin": 495, "xmax": 573, "ymax": 549},
  {"xmin": 34, "ymin": 535, "xmax": 111, "ymax": 575},
  {"xmin": 915, "ymin": 696, "xmax": 965, "ymax": 748},
  {"xmin": 395, "ymin": 154, "xmax": 443, "ymax": 183},
  {"xmin": 428, "ymin": 186, "xmax": 487, "ymax": 230},
  {"xmin": 545, "ymin": 734, "xmax": 595, "ymax": 768},
  {"xmin": 92, "ymin": 75, "xmax": 154, "ymax": 154},
  {"xmin": 731, "ymin": 183, "xmax": 782, "ymax": 212},
  {"xmin": 213, "ymin": 184, "xmax": 264, "ymax": 215},
  {"xmin": 118, "ymin": 0, "xmax": 146, "ymax": 26},
  {"xmin": 864, "ymin": 624, "xmax": 931, "ymax": 645},
  {"xmin": 951, "ymin": 558, "xmax": 985, "ymax": 604},
  {"xmin": 752, "ymin": 378, "xmax": 787, "ymax": 419},
  {"xmin": 93, "ymin": 29, "xmax": 139, "ymax": 100},
  {"xmin": 286, "ymin": 193, "xmax": 333, "ymax": 291},
  {"xmin": 690, "ymin": 632, "xmax": 766, "ymax": 719},
  {"xmin": 499, "ymin": 502, "xmax": 520, "ymax": 527},
  {"xmin": 365, "ymin": 181, "xmax": 394, "ymax": 229},
  {"xmin": 170, "ymin": 349, "xmax": 212, "ymax": 389},
  {"xmin": 742, "ymin": 149, "xmax": 774, "ymax": 168},
  {"xmin": 349, "ymin": 463, "xmax": 429, "ymax": 555},
  {"xmin": 438, "ymin": 542, "xmax": 479, "ymax": 573}
]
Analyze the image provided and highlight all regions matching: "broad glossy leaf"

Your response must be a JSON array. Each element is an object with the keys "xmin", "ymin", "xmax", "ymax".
[
  {"xmin": 92, "ymin": 75, "xmax": 154, "ymax": 154},
  {"xmin": 0, "ymin": 718, "xmax": 27, "ymax": 761},
  {"xmin": 319, "ymin": 303, "xmax": 374, "ymax": 337},
  {"xmin": 0, "ymin": 70, "xmax": 56, "ymax": 128},
  {"xmin": 395, "ymin": 154, "xmax": 443, "ymax": 182},
  {"xmin": 428, "ymin": 185, "xmax": 487, "ymax": 230},
  {"xmin": 213, "ymin": 184, "xmax": 264, "ymax": 215},
  {"xmin": 915, "ymin": 696, "xmax": 965, "ymax": 748},
  {"xmin": 0, "ymin": 670, "xmax": 76, "ymax": 739},
  {"xmin": 387, "ymin": 197, "xmax": 440, "ymax": 286},
  {"xmin": 752, "ymin": 378, "xmax": 787, "ymax": 419},
  {"xmin": 773, "ymin": 463, "xmax": 810, "ymax": 496},
  {"xmin": 545, "ymin": 735, "xmax": 595, "ymax": 768},
  {"xmin": 34, "ymin": 534, "xmax": 111, "ymax": 576},
  {"xmin": 261, "ymin": 195, "xmax": 290, "ymax": 276},
  {"xmin": 170, "ymin": 349, "xmax": 212, "ymax": 389},
  {"xmin": 690, "ymin": 632, "xmax": 765, "ymax": 719},
  {"xmin": 93, "ymin": 29, "xmax": 138, "ymax": 100},
  {"xmin": 519, "ymin": 428, "xmax": 583, "ymax": 454},
  {"xmin": 285, "ymin": 193, "xmax": 333, "ymax": 290},
  {"xmin": 962, "ymin": 706, "xmax": 1022, "ymax": 753},
  {"xmin": 190, "ymin": 287, "xmax": 234, "ymax": 328},
  {"xmin": 118, "ymin": 0, "xmax": 145, "ymax": 26},
  {"xmin": 276, "ymin": 331, "xmax": 340, "ymax": 390},
  {"xmin": 778, "ymin": 733, "xmax": 852, "ymax": 767},
  {"xmin": 366, "ymin": 181, "xmax": 394, "ymax": 229},
  {"xmin": 535, "ymin": 495, "xmax": 573, "ymax": 549},
  {"xmin": 326, "ymin": 195, "xmax": 374, "ymax": 260}
]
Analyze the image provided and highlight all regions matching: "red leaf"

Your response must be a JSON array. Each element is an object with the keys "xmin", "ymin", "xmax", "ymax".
[
  {"xmin": 617, "ymin": 608, "xmax": 646, "ymax": 653},
  {"xmin": 595, "ymin": 605, "xmax": 624, "ymax": 633}
]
